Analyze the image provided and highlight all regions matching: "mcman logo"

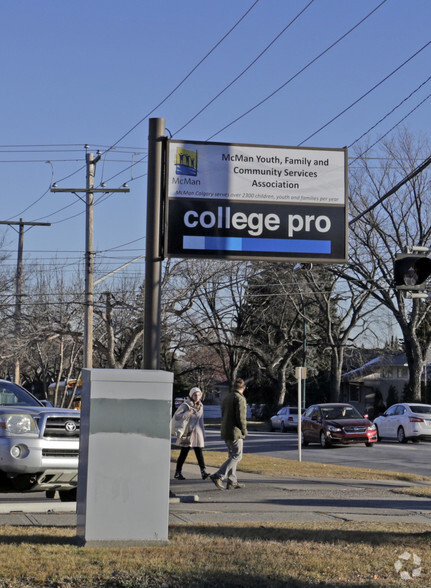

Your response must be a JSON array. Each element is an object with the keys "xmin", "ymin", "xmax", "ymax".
[{"xmin": 175, "ymin": 147, "xmax": 198, "ymax": 176}]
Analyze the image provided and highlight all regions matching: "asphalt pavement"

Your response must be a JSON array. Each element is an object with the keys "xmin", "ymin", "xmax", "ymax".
[{"xmin": 0, "ymin": 462, "xmax": 430, "ymax": 527}]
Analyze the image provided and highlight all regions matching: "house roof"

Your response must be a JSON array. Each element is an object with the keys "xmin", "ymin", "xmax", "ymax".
[{"xmin": 341, "ymin": 352, "xmax": 407, "ymax": 381}]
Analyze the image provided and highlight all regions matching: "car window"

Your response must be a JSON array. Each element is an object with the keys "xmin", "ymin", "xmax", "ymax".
[
  {"xmin": 304, "ymin": 406, "xmax": 314, "ymax": 418},
  {"xmin": 339, "ymin": 406, "xmax": 362, "ymax": 419},
  {"xmin": 321, "ymin": 405, "xmax": 362, "ymax": 419},
  {"xmin": 395, "ymin": 405, "xmax": 406, "ymax": 415},
  {"xmin": 0, "ymin": 382, "xmax": 41, "ymax": 407},
  {"xmin": 311, "ymin": 408, "xmax": 320, "ymax": 420},
  {"xmin": 408, "ymin": 405, "xmax": 431, "ymax": 415},
  {"xmin": 385, "ymin": 405, "xmax": 398, "ymax": 416}
]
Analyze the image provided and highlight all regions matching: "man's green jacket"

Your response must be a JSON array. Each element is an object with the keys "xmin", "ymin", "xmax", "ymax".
[{"xmin": 220, "ymin": 390, "xmax": 248, "ymax": 441}]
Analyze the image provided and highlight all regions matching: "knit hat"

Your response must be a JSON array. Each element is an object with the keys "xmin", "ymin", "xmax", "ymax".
[{"xmin": 189, "ymin": 387, "xmax": 202, "ymax": 398}]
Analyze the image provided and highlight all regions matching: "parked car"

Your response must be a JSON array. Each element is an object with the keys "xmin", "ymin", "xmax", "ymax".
[
  {"xmin": 301, "ymin": 403, "xmax": 377, "ymax": 448},
  {"xmin": 251, "ymin": 403, "xmax": 266, "ymax": 420},
  {"xmin": 0, "ymin": 379, "xmax": 80, "ymax": 501},
  {"xmin": 270, "ymin": 406, "xmax": 303, "ymax": 431},
  {"xmin": 373, "ymin": 402, "xmax": 431, "ymax": 443},
  {"xmin": 174, "ymin": 397, "xmax": 186, "ymax": 410}
]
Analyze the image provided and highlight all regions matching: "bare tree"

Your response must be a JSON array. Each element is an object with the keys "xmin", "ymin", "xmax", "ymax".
[
  {"xmin": 344, "ymin": 128, "xmax": 431, "ymax": 400},
  {"xmin": 167, "ymin": 260, "xmax": 257, "ymax": 386}
]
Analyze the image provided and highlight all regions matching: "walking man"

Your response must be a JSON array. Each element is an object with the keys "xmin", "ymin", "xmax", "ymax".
[{"xmin": 210, "ymin": 377, "xmax": 248, "ymax": 490}]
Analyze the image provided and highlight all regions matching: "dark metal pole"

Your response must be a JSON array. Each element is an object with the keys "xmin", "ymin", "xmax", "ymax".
[{"xmin": 144, "ymin": 118, "xmax": 165, "ymax": 369}]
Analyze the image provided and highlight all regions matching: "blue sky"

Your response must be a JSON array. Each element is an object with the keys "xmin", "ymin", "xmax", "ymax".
[{"xmin": 1, "ymin": 0, "xmax": 430, "ymax": 285}]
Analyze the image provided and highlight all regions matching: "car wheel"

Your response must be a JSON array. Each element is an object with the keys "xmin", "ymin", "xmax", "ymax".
[
  {"xmin": 365, "ymin": 442, "xmax": 374, "ymax": 447},
  {"xmin": 375, "ymin": 425, "xmax": 382, "ymax": 442},
  {"xmin": 281, "ymin": 422, "xmax": 287, "ymax": 433},
  {"xmin": 320, "ymin": 431, "xmax": 329, "ymax": 448},
  {"xmin": 397, "ymin": 426, "xmax": 407, "ymax": 443},
  {"xmin": 301, "ymin": 431, "xmax": 309, "ymax": 446},
  {"xmin": 59, "ymin": 488, "xmax": 77, "ymax": 502}
]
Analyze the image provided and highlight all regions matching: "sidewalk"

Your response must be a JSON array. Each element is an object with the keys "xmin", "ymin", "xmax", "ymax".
[
  {"xmin": 170, "ymin": 463, "xmax": 431, "ymax": 525},
  {"xmin": 0, "ymin": 463, "xmax": 430, "ymax": 527}
]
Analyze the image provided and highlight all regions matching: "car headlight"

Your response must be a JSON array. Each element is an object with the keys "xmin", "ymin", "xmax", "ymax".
[
  {"xmin": 0, "ymin": 414, "xmax": 38, "ymax": 435},
  {"xmin": 327, "ymin": 425, "xmax": 341, "ymax": 432},
  {"xmin": 368, "ymin": 424, "xmax": 377, "ymax": 431}
]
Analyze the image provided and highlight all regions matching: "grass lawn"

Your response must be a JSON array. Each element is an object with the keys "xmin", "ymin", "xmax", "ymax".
[{"xmin": 0, "ymin": 522, "xmax": 430, "ymax": 587}]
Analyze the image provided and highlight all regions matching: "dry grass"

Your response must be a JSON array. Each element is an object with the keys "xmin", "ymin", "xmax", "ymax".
[
  {"xmin": 0, "ymin": 522, "xmax": 430, "ymax": 587},
  {"xmin": 172, "ymin": 449, "xmax": 431, "ymax": 484},
  {"xmin": 392, "ymin": 485, "xmax": 431, "ymax": 497}
]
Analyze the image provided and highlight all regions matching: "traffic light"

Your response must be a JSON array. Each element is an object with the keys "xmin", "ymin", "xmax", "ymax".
[{"xmin": 393, "ymin": 254, "xmax": 431, "ymax": 290}]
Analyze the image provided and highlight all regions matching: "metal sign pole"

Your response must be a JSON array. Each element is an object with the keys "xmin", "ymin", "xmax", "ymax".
[
  {"xmin": 143, "ymin": 118, "xmax": 165, "ymax": 369},
  {"xmin": 296, "ymin": 366, "xmax": 306, "ymax": 462}
]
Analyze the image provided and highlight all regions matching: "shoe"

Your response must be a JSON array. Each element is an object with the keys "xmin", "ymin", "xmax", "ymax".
[
  {"xmin": 227, "ymin": 481, "xmax": 244, "ymax": 490},
  {"xmin": 174, "ymin": 472, "xmax": 185, "ymax": 480},
  {"xmin": 201, "ymin": 469, "xmax": 210, "ymax": 480},
  {"xmin": 209, "ymin": 474, "xmax": 225, "ymax": 490}
]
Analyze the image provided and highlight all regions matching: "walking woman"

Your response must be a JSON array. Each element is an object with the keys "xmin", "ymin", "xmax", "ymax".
[{"xmin": 173, "ymin": 387, "xmax": 210, "ymax": 480}]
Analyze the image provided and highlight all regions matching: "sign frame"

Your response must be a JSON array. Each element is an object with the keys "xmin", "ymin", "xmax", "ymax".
[{"xmin": 164, "ymin": 139, "xmax": 348, "ymax": 263}]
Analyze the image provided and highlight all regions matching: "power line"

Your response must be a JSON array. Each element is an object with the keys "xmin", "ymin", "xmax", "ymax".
[
  {"xmin": 349, "ymin": 153, "xmax": 431, "ymax": 225},
  {"xmin": 206, "ymin": 0, "xmax": 388, "ymax": 140},
  {"xmin": 96, "ymin": 0, "xmax": 261, "ymax": 156},
  {"xmin": 39, "ymin": 2, "xmax": 260, "ymax": 205},
  {"xmin": 172, "ymin": 0, "xmax": 315, "ymax": 137},
  {"xmin": 298, "ymin": 40, "xmax": 431, "ymax": 146},
  {"xmin": 350, "ymin": 91, "xmax": 431, "ymax": 162},
  {"xmin": 349, "ymin": 75, "xmax": 431, "ymax": 151}
]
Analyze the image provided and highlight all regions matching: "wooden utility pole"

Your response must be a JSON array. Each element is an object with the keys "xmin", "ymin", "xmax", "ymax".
[
  {"xmin": 51, "ymin": 151, "xmax": 129, "ymax": 368},
  {"xmin": 84, "ymin": 152, "xmax": 95, "ymax": 369},
  {"xmin": 0, "ymin": 218, "xmax": 51, "ymax": 384}
]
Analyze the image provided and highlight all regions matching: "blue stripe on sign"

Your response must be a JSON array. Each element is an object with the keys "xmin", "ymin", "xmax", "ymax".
[{"xmin": 183, "ymin": 235, "xmax": 331, "ymax": 254}]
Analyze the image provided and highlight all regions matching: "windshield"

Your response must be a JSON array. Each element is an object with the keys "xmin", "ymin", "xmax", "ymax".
[
  {"xmin": 0, "ymin": 382, "xmax": 42, "ymax": 407},
  {"xmin": 321, "ymin": 405, "xmax": 363, "ymax": 420}
]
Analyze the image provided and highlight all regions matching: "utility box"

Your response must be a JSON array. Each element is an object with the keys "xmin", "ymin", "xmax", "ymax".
[{"xmin": 76, "ymin": 369, "xmax": 173, "ymax": 547}]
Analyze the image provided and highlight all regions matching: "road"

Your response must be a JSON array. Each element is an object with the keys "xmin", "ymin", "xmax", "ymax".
[{"xmin": 205, "ymin": 428, "xmax": 431, "ymax": 478}]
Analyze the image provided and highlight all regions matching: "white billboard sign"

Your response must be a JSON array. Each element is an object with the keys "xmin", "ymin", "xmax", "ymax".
[{"xmin": 165, "ymin": 140, "xmax": 348, "ymax": 262}]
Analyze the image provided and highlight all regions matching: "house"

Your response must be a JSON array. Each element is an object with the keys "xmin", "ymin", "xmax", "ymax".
[{"xmin": 341, "ymin": 351, "xmax": 430, "ymax": 415}]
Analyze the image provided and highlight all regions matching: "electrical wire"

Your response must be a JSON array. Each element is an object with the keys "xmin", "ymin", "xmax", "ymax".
[
  {"xmin": 172, "ymin": 0, "xmax": 315, "ymax": 137},
  {"xmin": 349, "ymin": 74, "xmax": 431, "ymax": 151},
  {"xmin": 96, "ymin": 0, "xmax": 261, "ymax": 157},
  {"xmin": 298, "ymin": 40, "xmax": 431, "ymax": 146},
  {"xmin": 350, "ymin": 91, "xmax": 431, "ymax": 162},
  {"xmin": 205, "ymin": 0, "xmax": 388, "ymax": 140}
]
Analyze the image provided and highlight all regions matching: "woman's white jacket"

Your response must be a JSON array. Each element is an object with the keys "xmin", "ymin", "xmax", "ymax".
[{"xmin": 173, "ymin": 397, "xmax": 205, "ymax": 448}]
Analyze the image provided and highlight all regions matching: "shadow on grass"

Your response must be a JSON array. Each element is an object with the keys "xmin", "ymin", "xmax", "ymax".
[
  {"xmin": 173, "ymin": 523, "xmax": 431, "ymax": 547},
  {"xmin": 0, "ymin": 532, "xmax": 76, "ymax": 546}
]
